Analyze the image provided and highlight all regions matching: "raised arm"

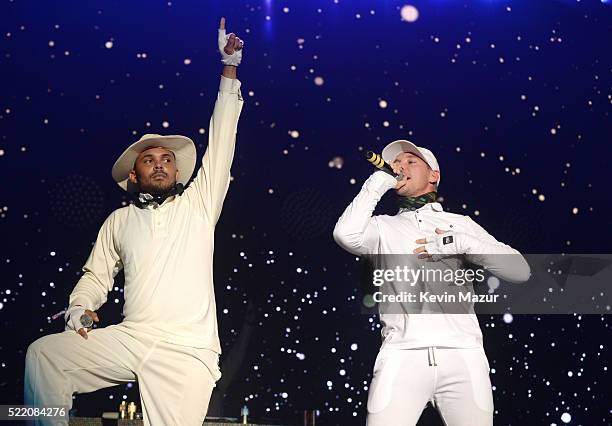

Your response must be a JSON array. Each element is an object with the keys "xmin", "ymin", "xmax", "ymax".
[{"xmin": 186, "ymin": 17, "xmax": 245, "ymax": 225}]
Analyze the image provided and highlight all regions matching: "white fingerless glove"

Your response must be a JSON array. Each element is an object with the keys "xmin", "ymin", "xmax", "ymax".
[
  {"xmin": 218, "ymin": 28, "xmax": 242, "ymax": 66},
  {"xmin": 64, "ymin": 305, "xmax": 88, "ymax": 332},
  {"xmin": 424, "ymin": 231, "xmax": 475, "ymax": 261}
]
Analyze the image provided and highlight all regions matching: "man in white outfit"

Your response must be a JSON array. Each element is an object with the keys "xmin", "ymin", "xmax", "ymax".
[
  {"xmin": 24, "ymin": 18, "xmax": 244, "ymax": 426},
  {"xmin": 333, "ymin": 140, "xmax": 531, "ymax": 426}
]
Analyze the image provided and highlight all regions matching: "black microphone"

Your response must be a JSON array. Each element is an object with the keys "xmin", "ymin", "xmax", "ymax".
[{"xmin": 365, "ymin": 151, "xmax": 403, "ymax": 180}]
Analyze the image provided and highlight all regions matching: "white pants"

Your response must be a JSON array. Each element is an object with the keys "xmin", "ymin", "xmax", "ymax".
[
  {"xmin": 24, "ymin": 324, "xmax": 221, "ymax": 426},
  {"xmin": 366, "ymin": 347, "xmax": 493, "ymax": 426}
]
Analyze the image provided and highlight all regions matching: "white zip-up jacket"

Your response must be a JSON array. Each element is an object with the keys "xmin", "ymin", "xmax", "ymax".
[
  {"xmin": 67, "ymin": 76, "xmax": 243, "ymax": 352},
  {"xmin": 333, "ymin": 171, "xmax": 531, "ymax": 349}
]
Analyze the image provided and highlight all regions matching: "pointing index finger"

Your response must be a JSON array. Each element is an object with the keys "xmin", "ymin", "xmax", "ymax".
[{"xmin": 219, "ymin": 17, "xmax": 225, "ymax": 30}]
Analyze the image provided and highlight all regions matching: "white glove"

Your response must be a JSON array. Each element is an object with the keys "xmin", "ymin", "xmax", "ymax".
[
  {"xmin": 372, "ymin": 170, "xmax": 398, "ymax": 191},
  {"xmin": 423, "ymin": 230, "xmax": 475, "ymax": 261},
  {"xmin": 218, "ymin": 28, "xmax": 243, "ymax": 66},
  {"xmin": 64, "ymin": 305, "xmax": 90, "ymax": 333}
]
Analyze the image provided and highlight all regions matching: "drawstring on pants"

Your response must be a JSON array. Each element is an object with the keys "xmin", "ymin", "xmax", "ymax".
[{"xmin": 427, "ymin": 347, "xmax": 438, "ymax": 367}]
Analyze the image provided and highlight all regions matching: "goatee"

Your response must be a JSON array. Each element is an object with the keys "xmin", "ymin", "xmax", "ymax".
[{"xmin": 139, "ymin": 181, "xmax": 175, "ymax": 196}]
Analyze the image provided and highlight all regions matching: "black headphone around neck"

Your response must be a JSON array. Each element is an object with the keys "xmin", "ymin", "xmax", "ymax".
[{"xmin": 134, "ymin": 183, "xmax": 185, "ymax": 208}]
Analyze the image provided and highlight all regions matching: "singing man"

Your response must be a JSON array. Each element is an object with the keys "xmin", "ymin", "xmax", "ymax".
[{"xmin": 333, "ymin": 140, "xmax": 531, "ymax": 426}]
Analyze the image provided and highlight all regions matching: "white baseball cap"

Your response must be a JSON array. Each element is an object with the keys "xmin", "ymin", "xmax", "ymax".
[{"xmin": 381, "ymin": 139, "xmax": 441, "ymax": 187}]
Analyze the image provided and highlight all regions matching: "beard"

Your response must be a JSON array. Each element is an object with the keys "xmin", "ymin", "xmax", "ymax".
[{"xmin": 138, "ymin": 178, "xmax": 176, "ymax": 196}]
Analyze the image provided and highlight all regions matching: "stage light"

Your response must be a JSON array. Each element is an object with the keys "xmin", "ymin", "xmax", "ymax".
[{"xmin": 400, "ymin": 5, "xmax": 419, "ymax": 22}]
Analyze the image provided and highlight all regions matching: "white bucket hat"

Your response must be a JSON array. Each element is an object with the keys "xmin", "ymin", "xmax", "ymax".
[
  {"xmin": 111, "ymin": 134, "xmax": 196, "ymax": 193},
  {"xmin": 381, "ymin": 139, "xmax": 441, "ymax": 187}
]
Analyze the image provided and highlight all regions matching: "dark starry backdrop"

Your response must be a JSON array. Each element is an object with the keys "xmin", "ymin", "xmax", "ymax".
[{"xmin": 1, "ymin": 0, "xmax": 611, "ymax": 425}]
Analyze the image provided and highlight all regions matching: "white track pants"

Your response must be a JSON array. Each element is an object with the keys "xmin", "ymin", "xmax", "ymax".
[
  {"xmin": 366, "ymin": 347, "xmax": 493, "ymax": 426},
  {"xmin": 24, "ymin": 324, "xmax": 221, "ymax": 426}
]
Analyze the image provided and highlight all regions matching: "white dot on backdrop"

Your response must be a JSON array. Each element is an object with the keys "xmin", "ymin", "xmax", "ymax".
[
  {"xmin": 503, "ymin": 313, "xmax": 513, "ymax": 324},
  {"xmin": 105, "ymin": 41, "xmax": 113, "ymax": 49},
  {"xmin": 561, "ymin": 412, "xmax": 571, "ymax": 423},
  {"xmin": 400, "ymin": 5, "xmax": 419, "ymax": 22},
  {"xmin": 379, "ymin": 100, "xmax": 388, "ymax": 108},
  {"xmin": 487, "ymin": 276, "xmax": 500, "ymax": 290},
  {"xmin": 314, "ymin": 76, "xmax": 324, "ymax": 86}
]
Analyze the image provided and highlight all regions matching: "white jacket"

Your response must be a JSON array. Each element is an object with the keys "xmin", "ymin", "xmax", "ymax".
[{"xmin": 333, "ymin": 171, "xmax": 531, "ymax": 349}]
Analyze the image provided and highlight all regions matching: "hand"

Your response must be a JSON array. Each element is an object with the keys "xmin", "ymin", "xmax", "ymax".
[
  {"xmin": 65, "ymin": 306, "xmax": 99, "ymax": 340},
  {"xmin": 218, "ymin": 17, "xmax": 244, "ymax": 66},
  {"xmin": 414, "ymin": 228, "xmax": 464, "ymax": 261},
  {"xmin": 372, "ymin": 170, "xmax": 398, "ymax": 191}
]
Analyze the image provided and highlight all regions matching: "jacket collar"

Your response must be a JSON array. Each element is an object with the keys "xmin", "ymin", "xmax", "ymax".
[{"xmin": 398, "ymin": 202, "xmax": 443, "ymax": 214}]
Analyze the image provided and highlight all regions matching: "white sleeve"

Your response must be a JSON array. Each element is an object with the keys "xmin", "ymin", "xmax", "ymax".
[
  {"xmin": 68, "ymin": 212, "xmax": 123, "ymax": 311},
  {"xmin": 185, "ymin": 75, "xmax": 244, "ymax": 225},
  {"xmin": 333, "ymin": 171, "xmax": 396, "ymax": 256},
  {"xmin": 463, "ymin": 216, "xmax": 531, "ymax": 283}
]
